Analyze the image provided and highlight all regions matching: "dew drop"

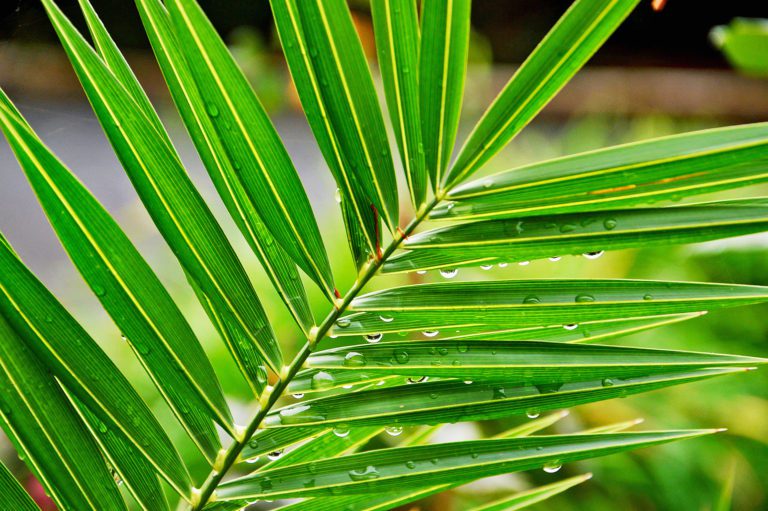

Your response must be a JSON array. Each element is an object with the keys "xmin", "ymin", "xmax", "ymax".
[
  {"xmin": 244, "ymin": 456, "xmax": 260, "ymax": 464},
  {"xmin": 463, "ymin": 380, "xmax": 473, "ymax": 385},
  {"xmin": 480, "ymin": 264, "xmax": 493, "ymax": 271},
  {"xmin": 643, "ymin": 294, "xmax": 654, "ymax": 301},
  {"xmin": 526, "ymin": 409, "xmax": 541, "ymax": 419},
  {"xmin": 497, "ymin": 262, "xmax": 509, "ymax": 268},
  {"xmin": 416, "ymin": 270, "xmax": 427, "ymax": 275},
  {"xmin": 407, "ymin": 376, "xmax": 428, "ymax": 384},
  {"xmin": 342, "ymin": 384, "xmax": 353, "ymax": 389},
  {"xmin": 292, "ymin": 393, "xmax": 304, "ymax": 399},
  {"xmin": 563, "ymin": 323, "xmax": 578, "ymax": 331},
  {"xmin": 440, "ymin": 268, "xmax": 458, "ymax": 279},
  {"xmin": 120, "ymin": 334, "xmax": 127, "ymax": 342},
  {"xmin": 336, "ymin": 318, "xmax": 351, "ymax": 328},
  {"xmin": 482, "ymin": 179, "xmax": 493, "ymax": 189},
  {"xmin": 206, "ymin": 102, "xmax": 220, "ymax": 117},
  {"xmin": 575, "ymin": 293, "xmax": 595, "ymax": 303},
  {"xmin": 379, "ymin": 315, "xmax": 394, "ymax": 323},
  {"xmin": 457, "ymin": 343, "xmax": 469, "ymax": 353},
  {"xmin": 583, "ymin": 251, "xmax": 604, "ymax": 260},
  {"xmin": 365, "ymin": 333, "xmax": 383, "ymax": 343},
  {"xmin": 334, "ymin": 188, "xmax": 342, "ymax": 203},
  {"xmin": 405, "ymin": 461, "xmax": 416, "ymax": 469},
  {"xmin": 518, "ymin": 261, "xmax": 530, "ymax": 266},
  {"xmin": 393, "ymin": 350, "xmax": 410, "ymax": 364},
  {"xmin": 343, "ymin": 352, "xmax": 366, "ymax": 367},
  {"xmin": 98, "ymin": 423, "xmax": 108, "ymax": 434},
  {"xmin": 348, "ymin": 465, "xmax": 380, "ymax": 481},
  {"xmin": 267, "ymin": 450, "xmax": 283, "ymax": 461},
  {"xmin": 543, "ymin": 461, "xmax": 562, "ymax": 473},
  {"xmin": 422, "ymin": 330, "xmax": 439, "ymax": 338},
  {"xmin": 377, "ymin": 379, "xmax": 386, "ymax": 386},
  {"xmin": 548, "ymin": 256, "xmax": 562, "ymax": 262},
  {"xmin": 333, "ymin": 424, "xmax": 351, "ymax": 437},
  {"xmin": 385, "ymin": 425, "xmax": 404, "ymax": 437},
  {"xmin": 523, "ymin": 295, "xmax": 540, "ymax": 304},
  {"xmin": 311, "ymin": 371, "xmax": 335, "ymax": 390},
  {"xmin": 603, "ymin": 218, "xmax": 618, "ymax": 230},
  {"xmin": 602, "ymin": 378, "xmax": 615, "ymax": 387}
]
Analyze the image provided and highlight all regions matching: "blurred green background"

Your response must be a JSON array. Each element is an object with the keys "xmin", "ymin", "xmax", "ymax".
[{"xmin": 1, "ymin": 1, "xmax": 767, "ymax": 510}]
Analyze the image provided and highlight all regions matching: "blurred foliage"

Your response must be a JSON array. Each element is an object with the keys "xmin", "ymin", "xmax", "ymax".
[{"xmin": 711, "ymin": 18, "xmax": 768, "ymax": 77}]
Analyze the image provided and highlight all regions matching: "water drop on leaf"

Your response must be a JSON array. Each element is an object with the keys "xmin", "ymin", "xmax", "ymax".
[
  {"xmin": 440, "ymin": 268, "xmax": 458, "ymax": 279},
  {"xmin": 385, "ymin": 425, "xmax": 403, "ymax": 437},
  {"xmin": 365, "ymin": 333, "xmax": 383, "ymax": 343}
]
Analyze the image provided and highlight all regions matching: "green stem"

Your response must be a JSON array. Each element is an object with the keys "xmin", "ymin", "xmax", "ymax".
[{"xmin": 191, "ymin": 194, "xmax": 443, "ymax": 510}]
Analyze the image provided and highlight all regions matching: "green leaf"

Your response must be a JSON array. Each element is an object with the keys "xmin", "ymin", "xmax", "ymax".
[
  {"xmin": 446, "ymin": 0, "xmax": 641, "ymax": 187},
  {"xmin": 0, "ymin": 234, "xmax": 191, "ymax": 496},
  {"xmin": 66, "ymin": 393, "xmax": 169, "ymax": 511},
  {"xmin": 498, "ymin": 411, "xmax": 571, "ymax": 439},
  {"xmin": 306, "ymin": 340, "xmax": 764, "ymax": 383},
  {"xmin": 387, "ymin": 198, "xmax": 768, "ymax": 272},
  {"xmin": 40, "ymin": 0, "xmax": 282, "ymax": 382},
  {"xmin": 218, "ymin": 430, "xmax": 713, "ymax": 500},
  {"xmin": 468, "ymin": 473, "xmax": 593, "ymax": 511},
  {"xmin": 711, "ymin": 18, "xmax": 768, "ymax": 77},
  {"xmin": 296, "ymin": 0, "xmax": 400, "ymax": 232},
  {"xmin": 0, "ymin": 89, "xmax": 231, "ymax": 461},
  {"xmin": 0, "ymin": 314, "xmax": 126, "ymax": 510},
  {"xmin": 135, "ymin": 0, "xmax": 315, "ymax": 333},
  {"xmin": 372, "ymin": 0, "xmax": 427, "ymax": 208},
  {"xmin": 0, "ymin": 461, "xmax": 39, "ymax": 511},
  {"xmin": 164, "ymin": 0, "xmax": 335, "ymax": 300},
  {"xmin": 437, "ymin": 122, "xmax": 768, "ymax": 221},
  {"xmin": 264, "ymin": 368, "xmax": 744, "ymax": 429},
  {"xmin": 335, "ymin": 280, "xmax": 768, "ymax": 335},
  {"xmin": 420, "ymin": 0, "xmax": 471, "ymax": 190},
  {"xmin": 270, "ymin": 0, "xmax": 378, "ymax": 262}
]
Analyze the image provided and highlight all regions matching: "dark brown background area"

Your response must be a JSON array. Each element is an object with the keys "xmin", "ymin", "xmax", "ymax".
[{"xmin": 1, "ymin": 0, "xmax": 766, "ymax": 67}]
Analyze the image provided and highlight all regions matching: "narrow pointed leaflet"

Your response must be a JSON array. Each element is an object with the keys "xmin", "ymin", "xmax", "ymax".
[
  {"xmin": 135, "ymin": 0, "xmax": 314, "ymax": 333},
  {"xmin": 165, "ymin": 0, "xmax": 335, "ymax": 299},
  {"xmin": 270, "ymin": 0, "xmax": 378, "ymax": 263},
  {"xmin": 40, "ymin": 0, "xmax": 282, "ymax": 383},
  {"xmin": 446, "ymin": 0, "xmax": 641, "ymax": 187},
  {"xmin": 0, "ymin": 461, "xmax": 39, "ymax": 511},
  {"xmin": 296, "ymin": 0, "xmax": 400, "ymax": 232},
  {"xmin": 0, "ymin": 90, "xmax": 231, "ymax": 461},
  {"xmin": 420, "ymin": 0, "xmax": 471, "ymax": 190},
  {"xmin": 372, "ymin": 0, "xmax": 427, "ymax": 208},
  {"xmin": 0, "ymin": 234, "xmax": 191, "ymax": 496}
]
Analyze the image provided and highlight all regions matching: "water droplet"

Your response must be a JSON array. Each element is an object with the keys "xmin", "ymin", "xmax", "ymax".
[
  {"xmin": 120, "ymin": 334, "xmax": 127, "ymax": 342},
  {"xmin": 643, "ymin": 293, "xmax": 654, "ymax": 301},
  {"xmin": 563, "ymin": 323, "xmax": 578, "ymax": 331},
  {"xmin": 333, "ymin": 424, "xmax": 351, "ymax": 437},
  {"xmin": 336, "ymin": 318, "xmax": 351, "ymax": 328},
  {"xmin": 457, "ymin": 343, "xmax": 469, "ymax": 353},
  {"xmin": 407, "ymin": 376, "xmax": 428, "ymax": 384},
  {"xmin": 463, "ymin": 380, "xmax": 473, "ymax": 385},
  {"xmin": 518, "ymin": 261, "xmax": 530, "ymax": 266},
  {"xmin": 311, "ymin": 371, "xmax": 335, "ymax": 390},
  {"xmin": 416, "ymin": 270, "xmax": 427, "ymax": 275},
  {"xmin": 440, "ymin": 268, "xmax": 458, "ymax": 279},
  {"xmin": 377, "ymin": 379, "xmax": 386, "ymax": 386},
  {"xmin": 393, "ymin": 350, "xmax": 409, "ymax": 364},
  {"xmin": 602, "ymin": 378, "xmax": 615, "ymax": 387},
  {"xmin": 523, "ymin": 295, "xmax": 540, "ymax": 304},
  {"xmin": 292, "ymin": 393, "xmax": 304, "ymax": 399},
  {"xmin": 526, "ymin": 409, "xmax": 541, "ymax": 419},
  {"xmin": 575, "ymin": 293, "xmax": 595, "ymax": 303},
  {"xmin": 245, "ymin": 456, "xmax": 260, "ymax": 464},
  {"xmin": 583, "ymin": 251, "xmax": 604, "ymax": 260},
  {"xmin": 422, "ymin": 330, "xmax": 439, "ymax": 338},
  {"xmin": 111, "ymin": 468, "xmax": 123, "ymax": 486},
  {"xmin": 365, "ymin": 333, "xmax": 383, "ymax": 343},
  {"xmin": 480, "ymin": 264, "xmax": 493, "ymax": 270},
  {"xmin": 343, "ymin": 352, "xmax": 366, "ymax": 367},
  {"xmin": 260, "ymin": 477, "xmax": 273, "ymax": 491},
  {"xmin": 548, "ymin": 256, "xmax": 562, "ymax": 262},
  {"xmin": 385, "ymin": 425, "xmax": 404, "ymax": 437},
  {"xmin": 559, "ymin": 223, "xmax": 577, "ymax": 233},
  {"xmin": 267, "ymin": 450, "xmax": 283, "ymax": 461},
  {"xmin": 497, "ymin": 262, "xmax": 509, "ymax": 268},
  {"xmin": 92, "ymin": 285, "xmax": 107, "ymax": 297},
  {"xmin": 342, "ymin": 384, "xmax": 353, "ymax": 389},
  {"xmin": 405, "ymin": 461, "xmax": 416, "ymax": 469},
  {"xmin": 206, "ymin": 102, "xmax": 220, "ymax": 117},
  {"xmin": 98, "ymin": 423, "xmax": 108, "ymax": 434},
  {"xmin": 334, "ymin": 188, "xmax": 342, "ymax": 203},
  {"xmin": 543, "ymin": 461, "xmax": 562, "ymax": 473},
  {"xmin": 493, "ymin": 387, "xmax": 507, "ymax": 399},
  {"xmin": 380, "ymin": 315, "xmax": 394, "ymax": 323},
  {"xmin": 603, "ymin": 218, "xmax": 618, "ymax": 230},
  {"xmin": 482, "ymin": 179, "xmax": 493, "ymax": 189},
  {"xmin": 348, "ymin": 465, "xmax": 380, "ymax": 481}
]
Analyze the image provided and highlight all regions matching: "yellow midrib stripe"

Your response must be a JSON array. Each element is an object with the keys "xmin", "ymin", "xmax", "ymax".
[
  {"xmin": 175, "ymin": 0, "xmax": 334, "ymax": 300},
  {"xmin": 435, "ymin": 0, "xmax": 454, "ymax": 185}
]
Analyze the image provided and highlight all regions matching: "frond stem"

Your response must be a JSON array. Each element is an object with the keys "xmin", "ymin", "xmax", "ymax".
[{"xmin": 191, "ymin": 193, "xmax": 444, "ymax": 510}]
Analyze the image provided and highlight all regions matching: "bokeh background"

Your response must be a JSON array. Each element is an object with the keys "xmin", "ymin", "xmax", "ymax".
[{"xmin": 1, "ymin": 1, "xmax": 767, "ymax": 510}]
